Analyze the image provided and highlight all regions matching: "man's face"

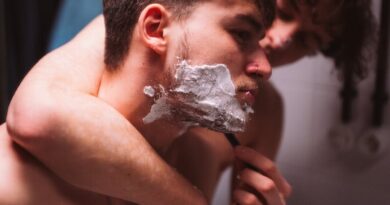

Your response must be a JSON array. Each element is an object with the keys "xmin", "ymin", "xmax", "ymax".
[
  {"xmin": 145, "ymin": 0, "xmax": 271, "ymax": 132},
  {"xmin": 260, "ymin": 0, "xmax": 340, "ymax": 67},
  {"xmin": 167, "ymin": 0, "xmax": 271, "ymax": 106}
]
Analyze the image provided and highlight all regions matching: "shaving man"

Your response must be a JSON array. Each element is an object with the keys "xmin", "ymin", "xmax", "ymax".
[
  {"xmin": 3, "ymin": 0, "xmax": 376, "ymax": 204},
  {"xmin": 1, "ymin": 0, "xmax": 290, "ymax": 204}
]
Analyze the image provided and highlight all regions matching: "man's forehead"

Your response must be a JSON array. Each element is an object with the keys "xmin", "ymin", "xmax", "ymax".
[
  {"xmin": 190, "ymin": 0, "xmax": 274, "ymax": 28},
  {"xmin": 209, "ymin": 0, "xmax": 263, "ymax": 19}
]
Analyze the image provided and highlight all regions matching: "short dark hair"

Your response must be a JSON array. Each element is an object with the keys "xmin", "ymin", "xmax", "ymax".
[
  {"xmin": 102, "ymin": 0, "xmax": 275, "ymax": 70},
  {"xmin": 319, "ymin": 0, "xmax": 377, "ymax": 81}
]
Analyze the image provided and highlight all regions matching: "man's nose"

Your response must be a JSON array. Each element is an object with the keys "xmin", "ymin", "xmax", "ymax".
[
  {"xmin": 260, "ymin": 19, "xmax": 299, "ymax": 50},
  {"xmin": 246, "ymin": 48, "xmax": 272, "ymax": 80}
]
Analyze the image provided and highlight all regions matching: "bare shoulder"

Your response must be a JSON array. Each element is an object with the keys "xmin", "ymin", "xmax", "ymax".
[
  {"xmin": 0, "ymin": 124, "xmax": 109, "ymax": 205},
  {"xmin": 6, "ymin": 16, "xmax": 106, "ymax": 134},
  {"xmin": 256, "ymin": 81, "xmax": 283, "ymax": 110},
  {"xmin": 240, "ymin": 82, "xmax": 284, "ymax": 159},
  {"xmin": 18, "ymin": 15, "xmax": 106, "ymax": 94}
]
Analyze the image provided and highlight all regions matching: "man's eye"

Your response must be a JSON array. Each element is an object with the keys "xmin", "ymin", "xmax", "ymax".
[{"xmin": 231, "ymin": 29, "xmax": 252, "ymax": 45}]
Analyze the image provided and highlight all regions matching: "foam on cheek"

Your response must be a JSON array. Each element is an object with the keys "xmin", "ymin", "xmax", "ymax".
[
  {"xmin": 143, "ymin": 60, "xmax": 253, "ymax": 133},
  {"xmin": 143, "ymin": 86, "xmax": 155, "ymax": 97}
]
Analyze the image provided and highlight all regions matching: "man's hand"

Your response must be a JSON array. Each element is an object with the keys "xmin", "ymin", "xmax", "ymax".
[{"xmin": 232, "ymin": 146, "xmax": 291, "ymax": 205}]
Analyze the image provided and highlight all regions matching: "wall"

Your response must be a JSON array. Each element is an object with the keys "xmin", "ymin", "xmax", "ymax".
[{"xmin": 274, "ymin": 1, "xmax": 389, "ymax": 204}]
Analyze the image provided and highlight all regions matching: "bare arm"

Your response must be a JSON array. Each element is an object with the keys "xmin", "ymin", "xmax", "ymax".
[
  {"xmin": 164, "ymin": 127, "xmax": 231, "ymax": 202},
  {"xmin": 245, "ymin": 81, "xmax": 285, "ymax": 159},
  {"xmin": 164, "ymin": 82, "xmax": 288, "ymax": 203},
  {"xmin": 6, "ymin": 16, "xmax": 207, "ymax": 205},
  {"xmin": 232, "ymin": 82, "xmax": 292, "ymax": 204}
]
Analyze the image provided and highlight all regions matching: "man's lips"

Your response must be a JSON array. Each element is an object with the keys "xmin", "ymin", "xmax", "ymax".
[{"xmin": 237, "ymin": 89, "xmax": 258, "ymax": 106}]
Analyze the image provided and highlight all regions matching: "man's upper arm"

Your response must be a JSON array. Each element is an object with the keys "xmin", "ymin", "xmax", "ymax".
[{"xmin": 6, "ymin": 16, "xmax": 106, "ymax": 140}]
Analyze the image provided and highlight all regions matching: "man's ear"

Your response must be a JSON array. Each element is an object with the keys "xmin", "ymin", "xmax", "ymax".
[{"xmin": 139, "ymin": 4, "xmax": 170, "ymax": 55}]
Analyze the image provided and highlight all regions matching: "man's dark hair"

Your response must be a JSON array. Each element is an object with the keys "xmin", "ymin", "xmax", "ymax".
[
  {"xmin": 319, "ymin": 0, "xmax": 377, "ymax": 81},
  {"xmin": 102, "ymin": 0, "xmax": 275, "ymax": 70}
]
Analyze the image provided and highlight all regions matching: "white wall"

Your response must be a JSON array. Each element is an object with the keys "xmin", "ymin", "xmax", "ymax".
[{"xmin": 274, "ymin": 1, "xmax": 390, "ymax": 204}]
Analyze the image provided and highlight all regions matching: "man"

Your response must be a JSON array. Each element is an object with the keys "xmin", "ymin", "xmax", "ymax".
[
  {"xmin": 262, "ymin": 0, "xmax": 375, "ymax": 78},
  {"xmin": 4, "ymin": 0, "xmax": 375, "ymax": 204},
  {"xmin": 165, "ymin": 0, "xmax": 375, "ymax": 203},
  {"xmin": 2, "ymin": 0, "xmax": 288, "ymax": 204}
]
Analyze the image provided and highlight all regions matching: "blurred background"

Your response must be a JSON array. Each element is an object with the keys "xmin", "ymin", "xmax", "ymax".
[
  {"xmin": 0, "ymin": 0, "xmax": 102, "ymax": 122},
  {"xmin": 0, "ymin": 0, "xmax": 388, "ymax": 205},
  {"xmin": 214, "ymin": 1, "xmax": 390, "ymax": 204},
  {"xmin": 273, "ymin": 0, "xmax": 390, "ymax": 204}
]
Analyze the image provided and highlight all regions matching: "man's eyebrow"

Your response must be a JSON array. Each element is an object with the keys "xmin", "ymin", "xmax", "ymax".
[{"xmin": 234, "ymin": 14, "xmax": 263, "ymax": 32}]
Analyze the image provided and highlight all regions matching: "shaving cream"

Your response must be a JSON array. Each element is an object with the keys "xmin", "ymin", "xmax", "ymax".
[
  {"xmin": 143, "ymin": 86, "xmax": 155, "ymax": 97},
  {"xmin": 143, "ymin": 60, "xmax": 253, "ymax": 133}
]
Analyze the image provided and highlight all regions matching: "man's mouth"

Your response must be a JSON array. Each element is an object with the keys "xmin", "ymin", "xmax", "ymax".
[{"xmin": 237, "ymin": 87, "xmax": 258, "ymax": 106}]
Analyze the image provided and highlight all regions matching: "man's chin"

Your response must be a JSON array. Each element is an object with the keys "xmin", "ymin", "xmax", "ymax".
[{"xmin": 171, "ymin": 100, "xmax": 248, "ymax": 133}]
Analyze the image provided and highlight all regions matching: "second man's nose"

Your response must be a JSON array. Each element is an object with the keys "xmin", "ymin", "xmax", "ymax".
[{"xmin": 260, "ymin": 18, "xmax": 299, "ymax": 51}]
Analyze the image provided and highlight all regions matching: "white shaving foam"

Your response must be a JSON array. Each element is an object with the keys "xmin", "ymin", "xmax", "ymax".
[
  {"xmin": 143, "ymin": 86, "xmax": 155, "ymax": 97},
  {"xmin": 143, "ymin": 60, "xmax": 253, "ymax": 133}
]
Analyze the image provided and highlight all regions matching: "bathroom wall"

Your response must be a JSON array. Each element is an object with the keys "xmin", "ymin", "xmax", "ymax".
[{"xmin": 273, "ymin": 1, "xmax": 389, "ymax": 204}]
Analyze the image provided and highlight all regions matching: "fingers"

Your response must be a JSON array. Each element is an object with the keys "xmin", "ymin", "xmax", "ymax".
[
  {"xmin": 234, "ymin": 146, "xmax": 292, "ymax": 198},
  {"xmin": 239, "ymin": 169, "xmax": 285, "ymax": 205},
  {"xmin": 233, "ymin": 189, "xmax": 264, "ymax": 205}
]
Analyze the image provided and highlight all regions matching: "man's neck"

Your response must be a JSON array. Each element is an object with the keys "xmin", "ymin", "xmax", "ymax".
[
  {"xmin": 136, "ymin": 119, "xmax": 190, "ymax": 155},
  {"xmin": 97, "ymin": 55, "xmax": 185, "ymax": 154}
]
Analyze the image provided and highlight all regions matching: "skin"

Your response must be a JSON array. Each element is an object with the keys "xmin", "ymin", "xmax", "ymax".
[
  {"xmin": 4, "ymin": 0, "xmax": 340, "ymax": 204},
  {"xmin": 261, "ymin": 0, "xmax": 338, "ymax": 66},
  {"xmin": 4, "ymin": 11, "xmax": 201, "ymax": 205},
  {"xmin": 2, "ymin": 1, "xmax": 290, "ymax": 205},
  {"xmin": 168, "ymin": 0, "xmax": 339, "ymax": 201},
  {"xmin": 164, "ymin": 81, "xmax": 289, "ymax": 203}
]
